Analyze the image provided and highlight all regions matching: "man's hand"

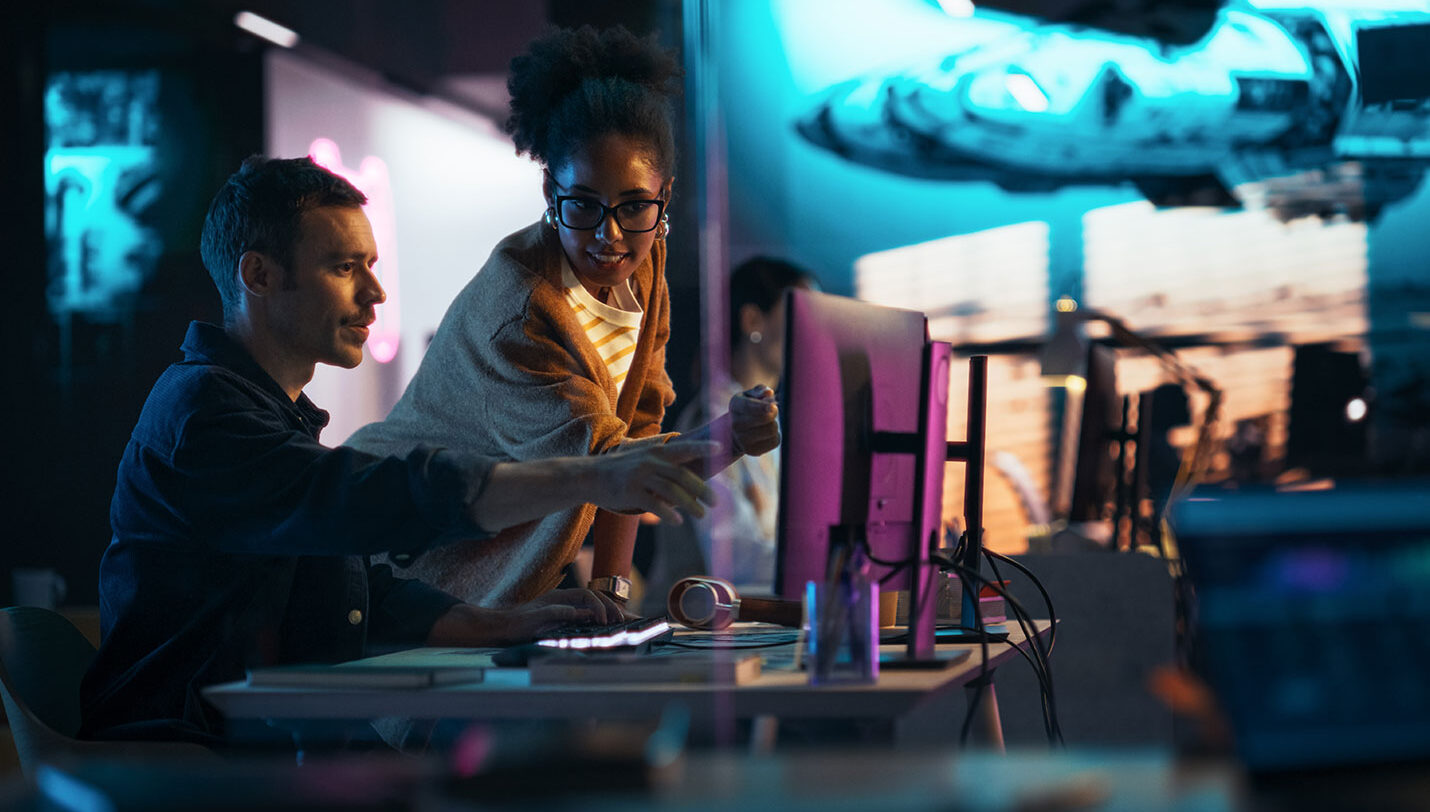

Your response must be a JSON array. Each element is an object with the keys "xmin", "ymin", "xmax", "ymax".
[
  {"xmin": 425, "ymin": 589, "xmax": 627, "ymax": 647},
  {"xmin": 584, "ymin": 439, "xmax": 719, "ymax": 524},
  {"xmin": 729, "ymin": 385, "xmax": 780, "ymax": 457},
  {"xmin": 470, "ymin": 440, "xmax": 718, "ymax": 533}
]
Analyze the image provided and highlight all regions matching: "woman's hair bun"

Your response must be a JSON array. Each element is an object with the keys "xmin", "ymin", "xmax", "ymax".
[{"xmin": 506, "ymin": 25, "xmax": 682, "ymax": 168}]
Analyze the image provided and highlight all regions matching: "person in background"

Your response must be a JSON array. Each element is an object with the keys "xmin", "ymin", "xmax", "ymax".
[
  {"xmin": 80, "ymin": 156, "xmax": 715, "ymax": 747},
  {"xmin": 346, "ymin": 26, "xmax": 779, "ymax": 610},
  {"xmin": 642, "ymin": 257, "xmax": 818, "ymax": 609}
]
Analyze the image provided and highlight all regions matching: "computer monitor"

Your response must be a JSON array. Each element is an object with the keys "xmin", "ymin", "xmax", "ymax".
[
  {"xmin": 1170, "ymin": 479, "xmax": 1430, "ymax": 771},
  {"xmin": 774, "ymin": 289, "xmax": 988, "ymax": 662},
  {"xmin": 1060, "ymin": 342, "xmax": 1123, "ymax": 524}
]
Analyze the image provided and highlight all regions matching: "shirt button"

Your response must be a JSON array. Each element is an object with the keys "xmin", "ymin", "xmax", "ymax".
[{"xmin": 347, "ymin": 609, "xmax": 363, "ymax": 625}]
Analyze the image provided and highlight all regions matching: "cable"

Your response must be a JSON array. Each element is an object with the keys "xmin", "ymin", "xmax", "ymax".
[
  {"xmin": 956, "ymin": 565, "xmax": 990, "ymax": 747},
  {"xmin": 853, "ymin": 535, "xmax": 1064, "ymax": 746},
  {"xmin": 971, "ymin": 555, "xmax": 1057, "ymax": 743},
  {"xmin": 991, "ymin": 564, "xmax": 1063, "ymax": 746},
  {"xmin": 981, "ymin": 552, "xmax": 1063, "ymax": 745},
  {"xmin": 864, "ymin": 547, "xmax": 917, "ymax": 587},
  {"xmin": 981, "ymin": 572, "xmax": 1062, "ymax": 745},
  {"xmin": 934, "ymin": 552, "xmax": 1064, "ymax": 746},
  {"xmin": 981, "ymin": 549, "xmax": 1058, "ymax": 655}
]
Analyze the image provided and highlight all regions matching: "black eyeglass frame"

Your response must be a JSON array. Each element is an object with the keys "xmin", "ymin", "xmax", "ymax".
[{"xmin": 552, "ymin": 194, "xmax": 667, "ymax": 233}]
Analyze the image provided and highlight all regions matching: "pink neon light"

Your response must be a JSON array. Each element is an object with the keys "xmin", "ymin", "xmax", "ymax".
[{"xmin": 308, "ymin": 138, "xmax": 401, "ymax": 364}]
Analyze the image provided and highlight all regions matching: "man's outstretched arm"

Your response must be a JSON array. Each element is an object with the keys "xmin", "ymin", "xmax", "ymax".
[{"xmin": 469, "ymin": 438, "xmax": 718, "ymax": 532}]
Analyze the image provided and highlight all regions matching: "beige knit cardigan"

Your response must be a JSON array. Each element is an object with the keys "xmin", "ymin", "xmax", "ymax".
[{"xmin": 346, "ymin": 221, "xmax": 675, "ymax": 606}]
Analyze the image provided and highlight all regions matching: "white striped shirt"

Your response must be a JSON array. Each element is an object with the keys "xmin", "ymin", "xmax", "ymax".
[{"xmin": 562, "ymin": 261, "xmax": 643, "ymax": 400}]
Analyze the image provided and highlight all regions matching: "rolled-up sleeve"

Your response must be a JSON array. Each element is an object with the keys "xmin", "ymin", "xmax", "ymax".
[{"xmin": 365, "ymin": 562, "xmax": 462, "ymax": 647}]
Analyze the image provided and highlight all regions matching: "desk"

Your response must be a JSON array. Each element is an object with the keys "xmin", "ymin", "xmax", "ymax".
[{"xmin": 203, "ymin": 621, "xmax": 1052, "ymax": 748}]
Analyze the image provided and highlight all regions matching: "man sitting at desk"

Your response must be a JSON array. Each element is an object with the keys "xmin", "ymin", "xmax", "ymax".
[{"xmin": 79, "ymin": 156, "xmax": 715, "ymax": 746}]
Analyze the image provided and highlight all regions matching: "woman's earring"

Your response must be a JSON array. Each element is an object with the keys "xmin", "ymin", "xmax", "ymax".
[
  {"xmin": 748, "ymin": 331, "xmax": 762, "ymax": 345},
  {"xmin": 654, "ymin": 213, "xmax": 670, "ymax": 241},
  {"xmin": 543, "ymin": 207, "xmax": 558, "ymax": 230}
]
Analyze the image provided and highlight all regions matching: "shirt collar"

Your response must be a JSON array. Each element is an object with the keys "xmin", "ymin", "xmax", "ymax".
[{"xmin": 179, "ymin": 322, "xmax": 330, "ymax": 429}]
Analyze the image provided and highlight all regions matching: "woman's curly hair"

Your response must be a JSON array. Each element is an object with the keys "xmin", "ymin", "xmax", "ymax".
[{"xmin": 505, "ymin": 25, "xmax": 682, "ymax": 174}]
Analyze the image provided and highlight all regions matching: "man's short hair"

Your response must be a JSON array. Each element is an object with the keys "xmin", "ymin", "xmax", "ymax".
[{"xmin": 200, "ymin": 156, "xmax": 367, "ymax": 320}]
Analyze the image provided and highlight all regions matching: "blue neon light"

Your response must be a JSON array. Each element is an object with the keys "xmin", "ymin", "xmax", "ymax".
[{"xmin": 44, "ymin": 70, "xmax": 163, "ymax": 322}]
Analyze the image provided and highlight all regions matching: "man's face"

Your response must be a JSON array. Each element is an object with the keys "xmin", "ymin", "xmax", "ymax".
[{"xmin": 268, "ymin": 206, "xmax": 384, "ymax": 370}]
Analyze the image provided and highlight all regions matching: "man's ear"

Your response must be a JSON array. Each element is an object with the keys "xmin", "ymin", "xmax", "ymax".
[
  {"xmin": 238, "ymin": 251, "xmax": 275, "ymax": 297},
  {"xmin": 661, "ymin": 176, "xmax": 676, "ymax": 202}
]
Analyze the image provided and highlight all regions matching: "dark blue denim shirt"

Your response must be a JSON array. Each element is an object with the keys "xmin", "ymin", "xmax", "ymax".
[{"xmin": 81, "ymin": 322, "xmax": 495, "ymax": 742}]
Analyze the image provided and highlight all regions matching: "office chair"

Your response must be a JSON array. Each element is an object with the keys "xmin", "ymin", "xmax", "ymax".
[{"xmin": 0, "ymin": 606, "xmax": 211, "ymax": 778}]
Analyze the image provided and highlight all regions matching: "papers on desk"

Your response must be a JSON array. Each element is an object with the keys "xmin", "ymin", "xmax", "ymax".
[
  {"xmin": 246, "ymin": 662, "xmax": 486, "ymax": 689},
  {"xmin": 529, "ymin": 652, "xmax": 763, "ymax": 685}
]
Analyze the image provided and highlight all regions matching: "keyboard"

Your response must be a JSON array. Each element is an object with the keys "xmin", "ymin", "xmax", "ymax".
[{"xmin": 534, "ymin": 615, "xmax": 673, "ymax": 652}]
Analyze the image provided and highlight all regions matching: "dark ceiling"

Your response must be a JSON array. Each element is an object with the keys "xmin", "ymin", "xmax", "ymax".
[{"xmin": 42, "ymin": 0, "xmax": 678, "ymax": 99}]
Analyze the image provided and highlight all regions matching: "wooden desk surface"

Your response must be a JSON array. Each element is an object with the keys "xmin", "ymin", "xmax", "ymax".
[{"xmin": 202, "ymin": 621, "xmax": 1051, "ymax": 725}]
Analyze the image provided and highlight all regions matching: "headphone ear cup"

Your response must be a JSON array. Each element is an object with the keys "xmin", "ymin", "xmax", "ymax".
[{"xmin": 667, "ymin": 576, "xmax": 738, "ymax": 630}]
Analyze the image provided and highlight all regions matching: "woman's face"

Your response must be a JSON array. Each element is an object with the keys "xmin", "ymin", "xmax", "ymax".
[{"xmin": 546, "ymin": 133, "xmax": 673, "ymax": 294}]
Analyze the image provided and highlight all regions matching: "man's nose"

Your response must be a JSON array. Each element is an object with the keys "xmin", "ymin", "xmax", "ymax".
[{"xmin": 360, "ymin": 266, "xmax": 387, "ymax": 305}]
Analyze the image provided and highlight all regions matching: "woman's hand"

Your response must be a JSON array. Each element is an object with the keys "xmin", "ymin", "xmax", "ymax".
[
  {"xmin": 729, "ymin": 385, "xmax": 780, "ymax": 457},
  {"xmin": 525, "ymin": 588, "xmax": 629, "ymax": 623},
  {"xmin": 425, "ymin": 589, "xmax": 628, "ymax": 646}
]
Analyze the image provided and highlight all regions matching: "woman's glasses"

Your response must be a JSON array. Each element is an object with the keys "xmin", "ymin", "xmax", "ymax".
[{"xmin": 553, "ymin": 195, "xmax": 666, "ymax": 232}]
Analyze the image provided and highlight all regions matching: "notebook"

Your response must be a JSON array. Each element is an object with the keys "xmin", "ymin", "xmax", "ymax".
[{"xmin": 247, "ymin": 660, "xmax": 486, "ymax": 688}]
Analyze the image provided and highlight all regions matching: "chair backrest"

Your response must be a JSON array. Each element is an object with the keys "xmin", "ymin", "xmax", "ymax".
[{"xmin": 0, "ymin": 606, "xmax": 99, "ymax": 775}]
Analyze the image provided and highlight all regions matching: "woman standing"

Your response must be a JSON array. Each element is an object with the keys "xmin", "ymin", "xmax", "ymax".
[{"xmin": 348, "ymin": 26, "xmax": 778, "ymax": 608}]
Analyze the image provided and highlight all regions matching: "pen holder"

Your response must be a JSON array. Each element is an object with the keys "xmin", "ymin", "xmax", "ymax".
[{"xmin": 804, "ymin": 578, "xmax": 879, "ymax": 685}]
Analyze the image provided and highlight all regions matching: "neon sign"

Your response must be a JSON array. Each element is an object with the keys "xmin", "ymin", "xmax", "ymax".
[{"xmin": 44, "ymin": 70, "xmax": 162, "ymax": 322}]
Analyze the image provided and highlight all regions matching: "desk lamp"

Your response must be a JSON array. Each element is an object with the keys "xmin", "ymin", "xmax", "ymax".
[{"xmin": 1040, "ymin": 297, "xmax": 1223, "ymax": 548}]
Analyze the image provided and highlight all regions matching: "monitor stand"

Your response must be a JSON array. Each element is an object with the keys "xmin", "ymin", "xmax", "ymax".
[{"xmin": 883, "ymin": 353, "xmax": 993, "ymax": 670}]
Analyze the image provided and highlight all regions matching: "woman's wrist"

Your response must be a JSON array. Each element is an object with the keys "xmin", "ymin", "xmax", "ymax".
[{"xmin": 586, "ymin": 575, "xmax": 632, "ymax": 604}]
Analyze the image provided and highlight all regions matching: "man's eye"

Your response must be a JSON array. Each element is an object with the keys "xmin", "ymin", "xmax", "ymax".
[
  {"xmin": 569, "ymin": 199, "xmax": 598, "ymax": 211},
  {"xmin": 621, "ymin": 202, "xmax": 653, "ymax": 214}
]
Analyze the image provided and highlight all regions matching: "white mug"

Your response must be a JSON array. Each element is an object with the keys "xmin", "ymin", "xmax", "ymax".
[{"xmin": 12, "ymin": 568, "xmax": 67, "ymax": 609}]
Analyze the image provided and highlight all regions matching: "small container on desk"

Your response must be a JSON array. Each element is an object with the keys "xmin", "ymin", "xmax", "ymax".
[{"xmin": 804, "ymin": 544, "xmax": 879, "ymax": 685}]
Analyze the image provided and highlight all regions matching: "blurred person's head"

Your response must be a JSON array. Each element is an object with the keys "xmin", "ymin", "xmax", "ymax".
[{"xmin": 728, "ymin": 257, "xmax": 818, "ymax": 389}]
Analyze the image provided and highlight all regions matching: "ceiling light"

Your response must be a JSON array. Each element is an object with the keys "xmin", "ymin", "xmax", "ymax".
[{"xmin": 234, "ymin": 11, "xmax": 299, "ymax": 48}]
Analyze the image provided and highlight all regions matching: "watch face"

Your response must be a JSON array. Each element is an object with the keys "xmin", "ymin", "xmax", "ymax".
[{"xmin": 592, "ymin": 576, "xmax": 632, "ymax": 601}]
